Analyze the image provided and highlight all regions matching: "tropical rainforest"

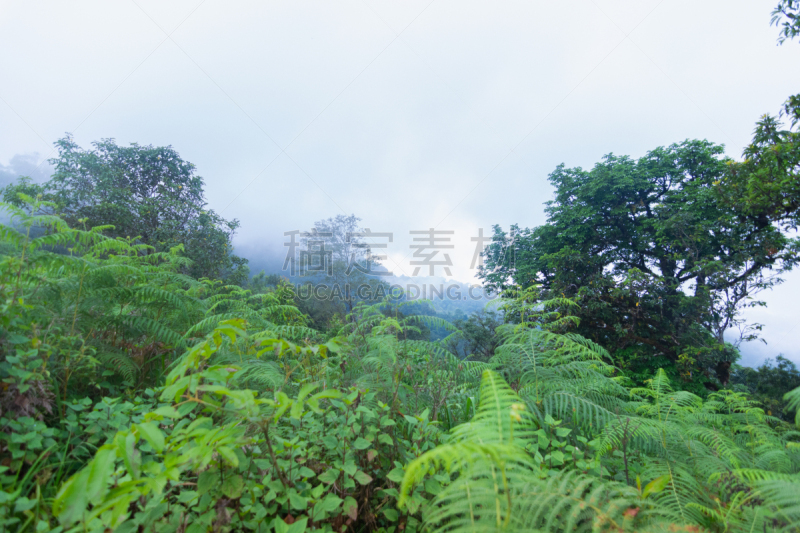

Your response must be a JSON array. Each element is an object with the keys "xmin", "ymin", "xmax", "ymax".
[{"xmin": 2, "ymin": 3, "xmax": 800, "ymax": 533}]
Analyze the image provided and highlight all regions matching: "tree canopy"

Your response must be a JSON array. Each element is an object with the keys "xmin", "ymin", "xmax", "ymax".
[
  {"xmin": 2, "ymin": 136, "xmax": 248, "ymax": 284},
  {"xmin": 480, "ymin": 140, "xmax": 799, "ymax": 389}
]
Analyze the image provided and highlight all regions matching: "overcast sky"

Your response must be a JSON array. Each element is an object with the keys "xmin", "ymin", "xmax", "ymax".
[{"xmin": 2, "ymin": 0, "xmax": 799, "ymax": 366}]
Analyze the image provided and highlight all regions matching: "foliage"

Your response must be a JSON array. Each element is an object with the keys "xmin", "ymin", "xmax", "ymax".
[
  {"xmin": 717, "ymin": 92, "xmax": 800, "ymax": 234},
  {"xmin": 1, "ymin": 136, "xmax": 248, "ymax": 284},
  {"xmin": 444, "ymin": 310, "xmax": 502, "ymax": 362},
  {"xmin": 3, "ymin": 5, "xmax": 800, "ymax": 529},
  {"xmin": 398, "ymin": 290, "xmax": 800, "ymax": 532},
  {"xmin": 772, "ymin": 0, "xmax": 800, "ymax": 44},
  {"xmin": 1, "ymin": 191, "xmax": 800, "ymax": 533},
  {"xmin": 732, "ymin": 356, "xmax": 800, "ymax": 421},
  {"xmin": 49, "ymin": 319, "xmax": 424, "ymax": 533},
  {"xmin": 0, "ymin": 202, "xmax": 472, "ymax": 531},
  {"xmin": 479, "ymin": 140, "xmax": 799, "ymax": 390},
  {"xmin": 250, "ymin": 272, "xmax": 286, "ymax": 294}
]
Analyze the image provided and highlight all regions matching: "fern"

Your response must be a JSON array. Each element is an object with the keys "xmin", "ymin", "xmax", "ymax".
[
  {"xmin": 785, "ymin": 385, "xmax": 800, "ymax": 427},
  {"xmin": 450, "ymin": 370, "xmax": 536, "ymax": 445}
]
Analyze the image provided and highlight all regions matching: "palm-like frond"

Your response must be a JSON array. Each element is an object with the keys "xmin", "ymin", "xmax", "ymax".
[
  {"xmin": 785, "ymin": 385, "xmax": 800, "ymax": 427},
  {"xmin": 451, "ymin": 370, "xmax": 536, "ymax": 446}
]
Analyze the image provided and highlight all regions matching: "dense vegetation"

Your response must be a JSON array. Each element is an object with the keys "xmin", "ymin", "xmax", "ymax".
[
  {"xmin": 2, "ymin": 137, "xmax": 249, "ymax": 285},
  {"xmin": 732, "ymin": 357, "xmax": 800, "ymax": 421},
  {"xmin": 2, "ymin": 3, "xmax": 800, "ymax": 532},
  {"xmin": 479, "ymin": 137, "xmax": 799, "ymax": 392}
]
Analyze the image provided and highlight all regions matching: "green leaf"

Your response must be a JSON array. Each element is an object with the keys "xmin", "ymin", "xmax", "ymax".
[
  {"xmin": 537, "ymin": 433, "xmax": 550, "ymax": 449},
  {"xmin": 117, "ymin": 432, "xmax": 139, "ymax": 480},
  {"xmin": 380, "ymin": 487, "xmax": 400, "ymax": 499},
  {"xmin": 378, "ymin": 434, "xmax": 393, "ymax": 445},
  {"xmin": 310, "ymin": 484, "xmax": 325, "ymax": 499},
  {"xmin": 354, "ymin": 470, "xmax": 373, "ymax": 485},
  {"xmin": 186, "ymin": 523, "xmax": 207, "ymax": 533},
  {"xmin": 288, "ymin": 490, "xmax": 308, "ymax": 511},
  {"xmin": 318, "ymin": 468, "xmax": 340, "ymax": 484},
  {"xmin": 290, "ymin": 399, "xmax": 305, "ymax": 419},
  {"xmin": 8, "ymin": 334, "xmax": 29, "ymax": 344},
  {"xmin": 54, "ymin": 468, "xmax": 90, "ymax": 524},
  {"xmin": 152, "ymin": 406, "xmax": 181, "ymax": 419},
  {"xmin": 316, "ymin": 493, "xmax": 343, "ymax": 514},
  {"xmin": 343, "ymin": 496, "xmax": 358, "ymax": 521},
  {"xmin": 424, "ymin": 478, "xmax": 442, "ymax": 495},
  {"xmin": 218, "ymin": 446, "xmax": 239, "ymax": 467},
  {"xmin": 387, "ymin": 466, "xmax": 405, "ymax": 483},
  {"xmin": 642, "ymin": 474, "xmax": 671, "ymax": 499},
  {"xmin": 549, "ymin": 450, "xmax": 565, "ymax": 464},
  {"xmin": 198, "ymin": 470, "xmax": 217, "ymax": 495},
  {"xmin": 383, "ymin": 508, "xmax": 399, "ymax": 521},
  {"xmin": 274, "ymin": 516, "xmax": 308, "ymax": 533},
  {"xmin": 343, "ymin": 462, "xmax": 358, "ymax": 476},
  {"xmin": 14, "ymin": 497, "xmax": 37, "ymax": 513},
  {"xmin": 221, "ymin": 474, "xmax": 244, "ymax": 499},
  {"xmin": 298, "ymin": 466, "xmax": 316, "ymax": 478},
  {"xmin": 137, "ymin": 422, "xmax": 165, "ymax": 453},
  {"xmin": 177, "ymin": 490, "xmax": 199, "ymax": 504},
  {"xmin": 86, "ymin": 446, "xmax": 116, "ymax": 501},
  {"xmin": 353, "ymin": 437, "xmax": 371, "ymax": 450},
  {"xmin": 297, "ymin": 383, "xmax": 319, "ymax": 403},
  {"xmin": 273, "ymin": 392, "xmax": 292, "ymax": 422}
]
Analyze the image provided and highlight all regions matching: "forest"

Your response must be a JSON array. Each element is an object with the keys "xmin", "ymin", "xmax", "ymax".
[{"xmin": 1, "ymin": 2, "xmax": 800, "ymax": 532}]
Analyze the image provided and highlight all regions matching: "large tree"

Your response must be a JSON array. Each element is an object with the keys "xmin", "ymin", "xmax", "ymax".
[
  {"xmin": 480, "ymin": 140, "xmax": 799, "ymax": 389},
  {"xmin": 294, "ymin": 214, "xmax": 391, "ymax": 321},
  {"xmin": 2, "ymin": 136, "xmax": 248, "ymax": 284}
]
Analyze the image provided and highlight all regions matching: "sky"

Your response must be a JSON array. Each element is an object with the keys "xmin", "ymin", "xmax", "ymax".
[{"xmin": 1, "ymin": 0, "xmax": 799, "ymax": 366}]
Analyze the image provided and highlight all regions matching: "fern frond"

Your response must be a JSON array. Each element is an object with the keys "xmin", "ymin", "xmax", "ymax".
[
  {"xmin": 403, "ymin": 315, "xmax": 458, "ymax": 332},
  {"xmin": 752, "ymin": 477, "xmax": 800, "ymax": 530},
  {"xmin": 451, "ymin": 370, "xmax": 536, "ymax": 445},
  {"xmin": 119, "ymin": 315, "xmax": 185, "ymax": 348},
  {"xmin": 96, "ymin": 351, "xmax": 139, "ymax": 384},
  {"xmin": 785, "ymin": 385, "xmax": 800, "ymax": 427}
]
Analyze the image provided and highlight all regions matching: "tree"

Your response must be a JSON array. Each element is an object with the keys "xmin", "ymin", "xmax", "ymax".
[
  {"xmin": 1, "ymin": 136, "xmax": 248, "ymax": 284},
  {"xmin": 297, "ymin": 214, "xmax": 390, "ymax": 317},
  {"xmin": 717, "ymin": 106, "xmax": 800, "ymax": 240},
  {"xmin": 479, "ymin": 140, "xmax": 799, "ymax": 388},
  {"xmin": 446, "ymin": 310, "xmax": 502, "ymax": 361},
  {"xmin": 248, "ymin": 270, "xmax": 284, "ymax": 294},
  {"xmin": 718, "ymin": 0, "xmax": 800, "ymax": 238},
  {"xmin": 731, "ymin": 355, "xmax": 800, "ymax": 421}
]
